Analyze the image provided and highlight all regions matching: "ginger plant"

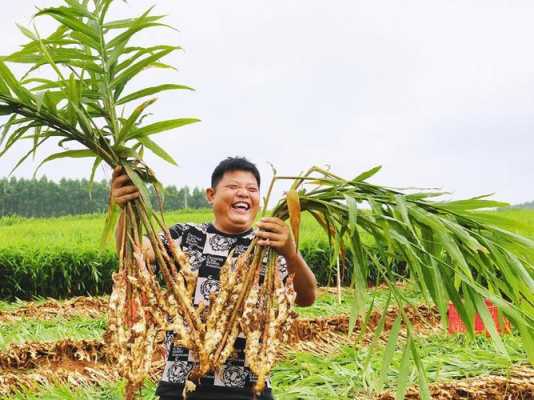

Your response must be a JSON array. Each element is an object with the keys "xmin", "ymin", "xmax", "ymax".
[{"xmin": 1, "ymin": 2, "xmax": 533, "ymax": 399}]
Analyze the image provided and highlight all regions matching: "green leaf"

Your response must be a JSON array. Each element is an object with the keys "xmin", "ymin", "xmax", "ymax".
[
  {"xmin": 111, "ymin": 47, "xmax": 178, "ymax": 90},
  {"xmin": 395, "ymin": 339, "xmax": 412, "ymax": 400},
  {"xmin": 88, "ymin": 156, "xmax": 103, "ymax": 197},
  {"xmin": 437, "ymin": 197, "xmax": 509, "ymax": 211},
  {"xmin": 376, "ymin": 314, "xmax": 402, "ymax": 392},
  {"xmin": 34, "ymin": 149, "xmax": 95, "ymax": 176},
  {"xmin": 69, "ymin": 31, "xmax": 101, "ymax": 51},
  {"xmin": 127, "ymin": 118, "xmax": 200, "ymax": 140},
  {"xmin": 515, "ymin": 318, "xmax": 534, "ymax": 364},
  {"xmin": 346, "ymin": 196, "xmax": 368, "ymax": 334},
  {"xmin": 138, "ymin": 136, "xmax": 177, "ymax": 166},
  {"xmin": 100, "ymin": 200, "xmax": 120, "ymax": 249},
  {"xmin": 409, "ymin": 337, "xmax": 431, "ymax": 400},
  {"xmin": 0, "ymin": 115, "xmax": 18, "ymax": 146},
  {"xmin": 113, "ymin": 45, "xmax": 178, "ymax": 73},
  {"xmin": 123, "ymin": 163, "xmax": 152, "ymax": 215},
  {"xmin": 62, "ymin": 0, "xmax": 95, "ymax": 20},
  {"xmin": 117, "ymin": 84, "xmax": 194, "ymax": 105},
  {"xmin": 35, "ymin": 7, "xmax": 99, "ymax": 41},
  {"xmin": 353, "ymin": 165, "xmax": 382, "ymax": 182},
  {"xmin": 16, "ymin": 23, "xmax": 37, "ymax": 40},
  {"xmin": 470, "ymin": 291, "xmax": 507, "ymax": 356},
  {"xmin": 104, "ymin": 15, "xmax": 165, "ymax": 30},
  {"xmin": 0, "ymin": 62, "xmax": 35, "ymax": 104},
  {"xmin": 117, "ymin": 98, "xmax": 157, "ymax": 143}
]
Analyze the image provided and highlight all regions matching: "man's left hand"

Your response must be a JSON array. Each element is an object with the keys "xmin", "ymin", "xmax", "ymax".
[{"xmin": 255, "ymin": 217, "xmax": 296, "ymax": 259}]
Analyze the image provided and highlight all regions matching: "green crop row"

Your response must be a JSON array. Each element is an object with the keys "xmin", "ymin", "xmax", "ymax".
[
  {"xmin": 0, "ymin": 210, "xmax": 339, "ymax": 299},
  {"xmin": 1, "ymin": 209, "xmax": 532, "ymax": 299}
]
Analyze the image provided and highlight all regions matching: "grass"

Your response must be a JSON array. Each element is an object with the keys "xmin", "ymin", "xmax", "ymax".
[
  {"xmin": 271, "ymin": 333, "xmax": 527, "ymax": 399},
  {"xmin": 2, "ymin": 208, "xmax": 533, "ymax": 299},
  {"xmin": 3, "ymin": 331, "xmax": 527, "ymax": 400},
  {"xmin": 0, "ymin": 288, "xmax": 374, "ymax": 350},
  {"xmin": 6, "ymin": 381, "xmax": 158, "ymax": 400},
  {"xmin": 294, "ymin": 284, "xmax": 424, "ymax": 318},
  {"xmin": 0, "ymin": 209, "xmax": 328, "ymax": 250},
  {"xmin": 497, "ymin": 208, "xmax": 534, "ymax": 238},
  {"xmin": 0, "ymin": 315, "xmax": 106, "ymax": 350},
  {"xmin": 1, "ymin": 209, "xmax": 533, "ymax": 398}
]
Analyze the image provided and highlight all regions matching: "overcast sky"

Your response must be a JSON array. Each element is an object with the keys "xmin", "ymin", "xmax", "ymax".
[{"xmin": 1, "ymin": 1, "xmax": 533, "ymax": 205}]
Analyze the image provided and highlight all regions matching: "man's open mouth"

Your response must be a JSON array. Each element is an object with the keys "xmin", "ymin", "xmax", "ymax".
[{"xmin": 232, "ymin": 201, "xmax": 250, "ymax": 211}]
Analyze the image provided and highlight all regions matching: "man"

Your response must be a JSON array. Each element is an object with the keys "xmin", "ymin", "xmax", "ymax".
[{"xmin": 111, "ymin": 157, "xmax": 317, "ymax": 400}]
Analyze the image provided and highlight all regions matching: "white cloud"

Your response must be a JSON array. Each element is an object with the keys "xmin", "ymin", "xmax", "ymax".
[{"xmin": 1, "ymin": 0, "xmax": 532, "ymax": 204}]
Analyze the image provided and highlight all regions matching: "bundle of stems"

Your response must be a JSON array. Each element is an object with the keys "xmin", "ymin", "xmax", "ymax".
[
  {"xmin": 0, "ymin": 1, "xmax": 201, "ymax": 397},
  {"xmin": 267, "ymin": 166, "xmax": 534, "ymax": 398},
  {"xmin": 240, "ymin": 252, "xmax": 297, "ymax": 394}
]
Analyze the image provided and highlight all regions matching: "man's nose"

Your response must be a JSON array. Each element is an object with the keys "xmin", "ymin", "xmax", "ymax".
[{"xmin": 236, "ymin": 187, "xmax": 248, "ymax": 196}]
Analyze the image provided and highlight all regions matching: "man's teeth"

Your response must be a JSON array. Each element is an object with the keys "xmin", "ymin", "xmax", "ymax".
[{"xmin": 233, "ymin": 202, "xmax": 249, "ymax": 210}]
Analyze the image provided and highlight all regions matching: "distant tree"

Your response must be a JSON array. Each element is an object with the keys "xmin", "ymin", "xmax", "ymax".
[
  {"xmin": 0, "ymin": 177, "xmax": 208, "ymax": 217},
  {"xmin": 190, "ymin": 187, "xmax": 209, "ymax": 209}
]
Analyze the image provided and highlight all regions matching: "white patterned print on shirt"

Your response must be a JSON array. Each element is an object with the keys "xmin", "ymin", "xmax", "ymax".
[
  {"xmin": 214, "ymin": 365, "xmax": 248, "ymax": 388},
  {"xmin": 204, "ymin": 233, "xmax": 237, "ymax": 255},
  {"xmin": 186, "ymin": 248, "xmax": 206, "ymax": 271},
  {"xmin": 165, "ymin": 360, "xmax": 193, "ymax": 384}
]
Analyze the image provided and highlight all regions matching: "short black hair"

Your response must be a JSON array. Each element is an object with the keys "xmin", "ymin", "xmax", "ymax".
[{"xmin": 211, "ymin": 157, "xmax": 261, "ymax": 188}]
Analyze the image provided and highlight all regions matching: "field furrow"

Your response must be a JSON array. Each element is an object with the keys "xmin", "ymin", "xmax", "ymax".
[
  {"xmin": 0, "ymin": 304, "xmax": 443, "ymax": 396},
  {"xmin": 0, "ymin": 296, "xmax": 108, "ymax": 322},
  {"xmin": 377, "ymin": 366, "xmax": 534, "ymax": 400}
]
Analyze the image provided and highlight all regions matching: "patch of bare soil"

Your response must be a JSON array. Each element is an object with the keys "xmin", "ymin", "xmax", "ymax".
[
  {"xmin": 377, "ymin": 366, "xmax": 534, "ymax": 400},
  {"xmin": 0, "ymin": 296, "xmax": 108, "ymax": 322}
]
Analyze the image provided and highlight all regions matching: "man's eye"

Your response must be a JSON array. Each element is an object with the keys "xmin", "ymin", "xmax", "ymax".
[
  {"xmin": 227, "ymin": 185, "xmax": 238, "ymax": 190},
  {"xmin": 247, "ymin": 187, "xmax": 258, "ymax": 192}
]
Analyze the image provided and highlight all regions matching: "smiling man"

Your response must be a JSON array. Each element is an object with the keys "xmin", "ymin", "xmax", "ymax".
[{"xmin": 111, "ymin": 156, "xmax": 317, "ymax": 400}]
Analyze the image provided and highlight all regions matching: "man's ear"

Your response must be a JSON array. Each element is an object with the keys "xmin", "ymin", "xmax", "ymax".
[{"xmin": 206, "ymin": 187, "xmax": 215, "ymax": 205}]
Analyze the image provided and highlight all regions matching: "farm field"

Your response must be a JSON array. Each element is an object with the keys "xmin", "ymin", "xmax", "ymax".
[
  {"xmin": 1, "ymin": 287, "xmax": 532, "ymax": 399},
  {"xmin": 0, "ymin": 208, "xmax": 533, "ymax": 399}
]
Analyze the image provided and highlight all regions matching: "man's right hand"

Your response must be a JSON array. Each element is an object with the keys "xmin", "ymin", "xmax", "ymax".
[{"xmin": 111, "ymin": 166, "xmax": 140, "ymax": 208}]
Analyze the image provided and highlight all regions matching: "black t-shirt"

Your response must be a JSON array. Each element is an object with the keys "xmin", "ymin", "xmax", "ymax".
[{"xmin": 156, "ymin": 223, "xmax": 286, "ymax": 400}]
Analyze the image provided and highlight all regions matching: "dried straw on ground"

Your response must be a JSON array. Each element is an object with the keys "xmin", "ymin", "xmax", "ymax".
[
  {"xmin": 0, "ymin": 297, "xmax": 108, "ymax": 322},
  {"xmin": 0, "ymin": 304, "xmax": 440, "ymax": 396},
  {"xmin": 376, "ymin": 366, "xmax": 534, "ymax": 400}
]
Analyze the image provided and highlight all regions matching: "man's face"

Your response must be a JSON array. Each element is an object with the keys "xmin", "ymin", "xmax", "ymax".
[{"xmin": 206, "ymin": 170, "xmax": 260, "ymax": 234}]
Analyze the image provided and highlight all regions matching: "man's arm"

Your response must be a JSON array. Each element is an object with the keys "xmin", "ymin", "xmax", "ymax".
[
  {"xmin": 111, "ymin": 166, "xmax": 155, "ymax": 263},
  {"xmin": 256, "ymin": 217, "xmax": 317, "ymax": 306}
]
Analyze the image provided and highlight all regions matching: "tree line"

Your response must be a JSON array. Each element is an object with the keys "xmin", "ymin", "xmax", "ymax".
[
  {"xmin": 0, "ymin": 177, "xmax": 210, "ymax": 218},
  {"xmin": 511, "ymin": 201, "xmax": 534, "ymax": 209}
]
